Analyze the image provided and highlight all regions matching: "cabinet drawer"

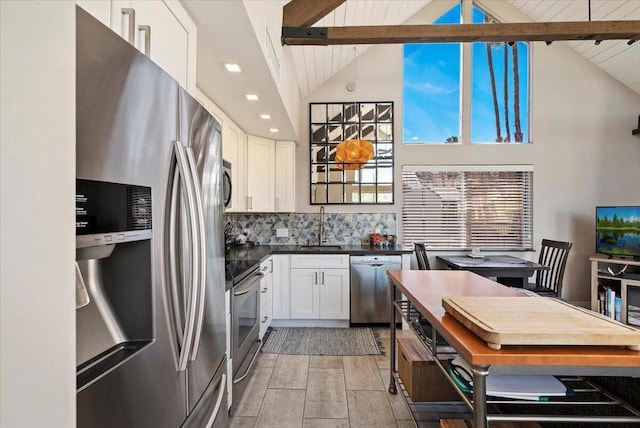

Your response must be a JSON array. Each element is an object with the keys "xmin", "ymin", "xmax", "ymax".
[
  {"xmin": 259, "ymin": 298, "xmax": 272, "ymax": 339},
  {"xmin": 261, "ymin": 285, "xmax": 272, "ymax": 312},
  {"xmin": 290, "ymin": 254, "xmax": 349, "ymax": 269}
]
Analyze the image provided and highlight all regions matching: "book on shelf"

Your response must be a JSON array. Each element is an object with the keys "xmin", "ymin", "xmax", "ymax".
[{"xmin": 599, "ymin": 286, "xmax": 620, "ymax": 320}]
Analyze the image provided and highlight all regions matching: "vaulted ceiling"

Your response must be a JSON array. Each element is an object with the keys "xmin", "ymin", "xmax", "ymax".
[
  {"xmin": 186, "ymin": 1, "xmax": 639, "ymax": 142},
  {"xmin": 291, "ymin": 0, "xmax": 640, "ymax": 98}
]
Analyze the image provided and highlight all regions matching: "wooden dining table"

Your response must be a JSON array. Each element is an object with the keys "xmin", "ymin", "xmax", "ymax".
[{"xmin": 436, "ymin": 254, "xmax": 548, "ymax": 288}]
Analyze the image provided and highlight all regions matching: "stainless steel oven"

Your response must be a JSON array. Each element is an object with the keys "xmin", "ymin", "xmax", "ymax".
[{"xmin": 230, "ymin": 267, "xmax": 262, "ymax": 412}]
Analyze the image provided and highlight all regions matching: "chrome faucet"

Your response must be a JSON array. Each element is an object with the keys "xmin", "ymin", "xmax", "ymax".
[{"xmin": 318, "ymin": 206, "xmax": 326, "ymax": 246}]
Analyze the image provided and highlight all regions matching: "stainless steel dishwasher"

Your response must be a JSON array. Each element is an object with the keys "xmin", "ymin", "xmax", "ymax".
[{"xmin": 350, "ymin": 255, "xmax": 402, "ymax": 323}]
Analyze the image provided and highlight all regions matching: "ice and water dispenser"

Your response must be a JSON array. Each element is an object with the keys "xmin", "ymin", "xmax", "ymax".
[{"xmin": 75, "ymin": 179, "xmax": 153, "ymax": 391}]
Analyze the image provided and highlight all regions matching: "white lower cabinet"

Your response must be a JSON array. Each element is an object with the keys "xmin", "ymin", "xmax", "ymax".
[
  {"xmin": 272, "ymin": 254, "xmax": 291, "ymax": 319},
  {"xmin": 289, "ymin": 255, "xmax": 350, "ymax": 320},
  {"xmin": 259, "ymin": 257, "xmax": 273, "ymax": 339},
  {"xmin": 290, "ymin": 268, "xmax": 320, "ymax": 319},
  {"xmin": 319, "ymin": 269, "xmax": 350, "ymax": 319}
]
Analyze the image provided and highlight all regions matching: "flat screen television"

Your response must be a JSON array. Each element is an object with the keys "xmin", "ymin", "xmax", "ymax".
[{"xmin": 596, "ymin": 206, "xmax": 640, "ymax": 259}]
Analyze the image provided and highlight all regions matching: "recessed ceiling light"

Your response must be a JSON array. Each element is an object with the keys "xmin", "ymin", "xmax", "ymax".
[
  {"xmin": 260, "ymin": 114, "xmax": 271, "ymax": 120},
  {"xmin": 224, "ymin": 63, "xmax": 241, "ymax": 72},
  {"xmin": 246, "ymin": 94, "xmax": 259, "ymax": 101},
  {"xmin": 269, "ymin": 128, "xmax": 279, "ymax": 133}
]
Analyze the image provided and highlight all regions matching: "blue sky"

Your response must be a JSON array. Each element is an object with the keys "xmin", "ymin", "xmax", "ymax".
[
  {"xmin": 403, "ymin": 3, "xmax": 529, "ymax": 143},
  {"xmin": 597, "ymin": 206, "xmax": 640, "ymax": 223}
]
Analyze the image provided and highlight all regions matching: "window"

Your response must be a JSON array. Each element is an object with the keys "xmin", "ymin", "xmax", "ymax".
[
  {"xmin": 403, "ymin": 3, "xmax": 461, "ymax": 144},
  {"xmin": 402, "ymin": 165, "xmax": 533, "ymax": 250},
  {"xmin": 403, "ymin": 1, "xmax": 530, "ymax": 144},
  {"xmin": 309, "ymin": 102, "xmax": 394, "ymax": 205}
]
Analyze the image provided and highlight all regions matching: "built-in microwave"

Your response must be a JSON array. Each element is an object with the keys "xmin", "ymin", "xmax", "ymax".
[{"xmin": 223, "ymin": 159, "xmax": 232, "ymax": 210}]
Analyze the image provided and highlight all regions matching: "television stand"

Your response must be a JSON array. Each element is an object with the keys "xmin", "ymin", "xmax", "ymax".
[{"xmin": 591, "ymin": 255, "xmax": 640, "ymax": 325}]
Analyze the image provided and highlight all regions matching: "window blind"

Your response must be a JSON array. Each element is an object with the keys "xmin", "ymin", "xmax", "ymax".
[{"xmin": 402, "ymin": 165, "xmax": 533, "ymax": 250}]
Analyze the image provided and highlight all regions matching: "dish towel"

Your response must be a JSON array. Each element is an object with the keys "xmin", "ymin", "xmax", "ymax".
[{"xmin": 75, "ymin": 262, "xmax": 90, "ymax": 309}]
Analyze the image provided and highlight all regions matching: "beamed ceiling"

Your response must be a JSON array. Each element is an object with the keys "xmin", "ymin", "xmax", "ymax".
[{"xmin": 290, "ymin": 0, "xmax": 640, "ymax": 98}]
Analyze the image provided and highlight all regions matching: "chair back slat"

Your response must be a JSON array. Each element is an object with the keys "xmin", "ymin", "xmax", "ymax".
[
  {"xmin": 535, "ymin": 239, "xmax": 572, "ymax": 297},
  {"xmin": 414, "ymin": 243, "xmax": 430, "ymax": 270}
]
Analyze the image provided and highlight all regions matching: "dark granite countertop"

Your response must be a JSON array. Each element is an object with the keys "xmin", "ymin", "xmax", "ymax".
[{"xmin": 225, "ymin": 244, "xmax": 413, "ymax": 290}]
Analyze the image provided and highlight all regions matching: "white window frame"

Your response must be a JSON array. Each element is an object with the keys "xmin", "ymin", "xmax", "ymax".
[{"xmin": 402, "ymin": 164, "xmax": 534, "ymax": 250}]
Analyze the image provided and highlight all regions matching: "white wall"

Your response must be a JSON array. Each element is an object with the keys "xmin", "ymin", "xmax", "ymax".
[
  {"xmin": 242, "ymin": 0, "xmax": 302, "ymax": 138},
  {"xmin": 0, "ymin": 2, "xmax": 76, "ymax": 426},
  {"xmin": 299, "ymin": 0, "xmax": 640, "ymax": 303}
]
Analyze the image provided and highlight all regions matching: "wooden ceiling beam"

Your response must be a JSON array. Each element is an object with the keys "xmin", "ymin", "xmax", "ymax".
[
  {"xmin": 282, "ymin": 0, "xmax": 346, "ymax": 28},
  {"xmin": 282, "ymin": 20, "xmax": 640, "ymax": 45}
]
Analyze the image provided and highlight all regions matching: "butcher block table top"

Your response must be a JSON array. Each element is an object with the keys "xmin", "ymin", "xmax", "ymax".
[
  {"xmin": 442, "ymin": 296, "xmax": 640, "ymax": 351},
  {"xmin": 386, "ymin": 270, "xmax": 640, "ymax": 369}
]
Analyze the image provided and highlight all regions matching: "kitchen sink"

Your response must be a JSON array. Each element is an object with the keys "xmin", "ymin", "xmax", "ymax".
[{"xmin": 298, "ymin": 245, "xmax": 342, "ymax": 250}]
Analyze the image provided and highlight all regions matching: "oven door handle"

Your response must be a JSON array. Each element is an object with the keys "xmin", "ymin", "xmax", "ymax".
[
  {"xmin": 233, "ymin": 272, "xmax": 264, "ymax": 296},
  {"xmin": 232, "ymin": 339, "xmax": 262, "ymax": 385}
]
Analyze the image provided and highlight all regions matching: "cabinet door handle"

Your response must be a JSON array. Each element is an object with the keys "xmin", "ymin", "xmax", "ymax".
[
  {"xmin": 138, "ymin": 24, "xmax": 151, "ymax": 56},
  {"xmin": 248, "ymin": 196, "xmax": 253, "ymax": 210},
  {"xmin": 276, "ymin": 197, "xmax": 279, "ymax": 211},
  {"xmin": 261, "ymin": 316, "xmax": 268, "ymax": 323},
  {"xmin": 314, "ymin": 272, "xmax": 318, "ymax": 285},
  {"xmin": 269, "ymin": 259, "xmax": 273, "ymax": 273},
  {"xmin": 121, "ymin": 8, "xmax": 136, "ymax": 44},
  {"xmin": 261, "ymin": 287, "xmax": 268, "ymax": 293},
  {"xmin": 321, "ymin": 271, "xmax": 325, "ymax": 285}
]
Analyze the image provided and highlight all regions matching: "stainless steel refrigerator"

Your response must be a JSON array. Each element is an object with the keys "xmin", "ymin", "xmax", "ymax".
[{"xmin": 75, "ymin": 7, "xmax": 227, "ymax": 427}]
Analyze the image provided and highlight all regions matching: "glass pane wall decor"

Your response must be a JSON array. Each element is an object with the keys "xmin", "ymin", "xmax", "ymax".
[{"xmin": 310, "ymin": 102, "xmax": 394, "ymax": 205}]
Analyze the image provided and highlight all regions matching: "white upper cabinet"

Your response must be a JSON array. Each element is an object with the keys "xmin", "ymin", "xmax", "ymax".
[
  {"xmin": 78, "ymin": 0, "xmax": 196, "ymax": 93},
  {"xmin": 245, "ymin": 136, "xmax": 296, "ymax": 213},
  {"xmin": 194, "ymin": 88, "xmax": 248, "ymax": 212},
  {"xmin": 222, "ymin": 122, "xmax": 247, "ymax": 212},
  {"xmin": 246, "ymin": 135, "xmax": 275, "ymax": 212},
  {"xmin": 76, "ymin": 0, "xmax": 111, "ymax": 26},
  {"xmin": 275, "ymin": 141, "xmax": 296, "ymax": 212}
]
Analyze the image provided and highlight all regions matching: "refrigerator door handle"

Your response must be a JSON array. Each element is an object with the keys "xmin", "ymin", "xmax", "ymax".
[
  {"xmin": 168, "ymin": 169, "xmax": 185, "ymax": 345},
  {"xmin": 204, "ymin": 373, "xmax": 226, "ymax": 428},
  {"xmin": 185, "ymin": 146, "xmax": 207, "ymax": 361},
  {"xmin": 173, "ymin": 141, "xmax": 200, "ymax": 371}
]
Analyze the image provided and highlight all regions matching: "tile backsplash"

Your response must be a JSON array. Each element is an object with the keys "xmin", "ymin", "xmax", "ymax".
[{"xmin": 224, "ymin": 212, "xmax": 396, "ymax": 245}]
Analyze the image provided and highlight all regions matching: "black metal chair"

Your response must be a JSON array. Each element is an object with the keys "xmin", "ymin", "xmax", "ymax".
[
  {"xmin": 527, "ymin": 239, "xmax": 572, "ymax": 297},
  {"xmin": 414, "ymin": 243, "xmax": 431, "ymax": 270}
]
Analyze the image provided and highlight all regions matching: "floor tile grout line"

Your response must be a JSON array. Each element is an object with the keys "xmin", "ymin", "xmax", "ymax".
[
  {"xmin": 342, "ymin": 356, "xmax": 353, "ymax": 428},
  {"xmin": 301, "ymin": 355, "xmax": 310, "ymax": 426}
]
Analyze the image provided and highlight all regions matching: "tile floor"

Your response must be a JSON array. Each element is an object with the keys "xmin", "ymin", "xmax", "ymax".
[{"xmin": 229, "ymin": 328, "xmax": 468, "ymax": 428}]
